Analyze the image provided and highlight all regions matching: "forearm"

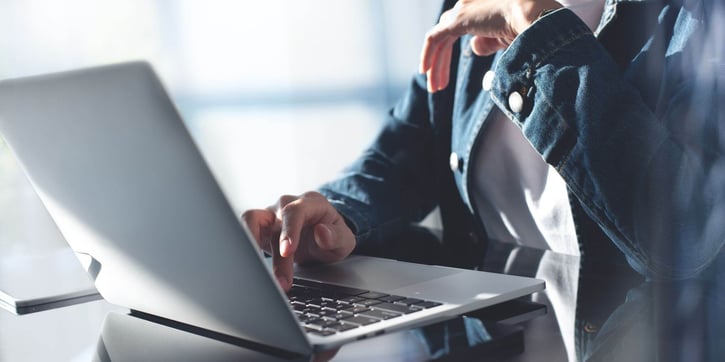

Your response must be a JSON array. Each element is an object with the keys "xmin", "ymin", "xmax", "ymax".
[{"xmin": 319, "ymin": 74, "xmax": 442, "ymax": 247}]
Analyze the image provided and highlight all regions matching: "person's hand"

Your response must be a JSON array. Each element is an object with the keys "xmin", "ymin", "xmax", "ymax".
[
  {"xmin": 419, "ymin": 0, "xmax": 563, "ymax": 92},
  {"xmin": 242, "ymin": 192, "xmax": 356, "ymax": 291}
]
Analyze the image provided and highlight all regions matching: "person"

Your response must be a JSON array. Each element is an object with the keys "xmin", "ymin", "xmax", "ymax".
[{"xmin": 243, "ymin": 0, "xmax": 724, "ymax": 360}]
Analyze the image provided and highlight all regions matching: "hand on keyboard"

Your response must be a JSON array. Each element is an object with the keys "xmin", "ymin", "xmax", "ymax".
[{"xmin": 242, "ymin": 191, "xmax": 356, "ymax": 291}]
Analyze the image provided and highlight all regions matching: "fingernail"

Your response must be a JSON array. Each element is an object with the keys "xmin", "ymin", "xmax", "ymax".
[{"xmin": 280, "ymin": 237, "xmax": 292, "ymax": 256}]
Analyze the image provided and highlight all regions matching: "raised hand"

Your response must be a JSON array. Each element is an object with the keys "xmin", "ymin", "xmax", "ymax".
[{"xmin": 419, "ymin": 0, "xmax": 562, "ymax": 92}]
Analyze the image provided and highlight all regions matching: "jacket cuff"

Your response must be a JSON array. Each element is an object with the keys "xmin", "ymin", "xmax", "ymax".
[
  {"xmin": 317, "ymin": 188, "xmax": 370, "ymax": 239},
  {"xmin": 488, "ymin": 8, "xmax": 593, "ymax": 167}
]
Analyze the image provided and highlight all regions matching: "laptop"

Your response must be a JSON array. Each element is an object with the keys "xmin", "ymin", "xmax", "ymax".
[{"xmin": 0, "ymin": 62, "xmax": 544, "ymax": 356}]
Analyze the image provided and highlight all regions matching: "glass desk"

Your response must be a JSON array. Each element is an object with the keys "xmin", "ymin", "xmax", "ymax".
[
  {"xmin": 0, "ymin": 238, "xmax": 565, "ymax": 361},
  {"xmin": 3, "ymin": 228, "xmax": 721, "ymax": 360},
  {"xmin": 0, "ymin": 296, "xmax": 544, "ymax": 362}
]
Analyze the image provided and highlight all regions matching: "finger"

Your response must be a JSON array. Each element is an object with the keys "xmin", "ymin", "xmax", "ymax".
[
  {"xmin": 312, "ymin": 223, "xmax": 355, "ymax": 262},
  {"xmin": 269, "ymin": 228, "xmax": 294, "ymax": 291},
  {"xmin": 273, "ymin": 194, "xmax": 299, "ymax": 212},
  {"xmin": 420, "ymin": 0, "xmax": 465, "ymax": 74},
  {"xmin": 424, "ymin": 32, "xmax": 452, "ymax": 91},
  {"xmin": 272, "ymin": 194, "xmax": 301, "ymax": 256},
  {"xmin": 470, "ymin": 36, "xmax": 508, "ymax": 56},
  {"xmin": 420, "ymin": 31, "xmax": 435, "ymax": 74},
  {"xmin": 278, "ymin": 197, "xmax": 317, "ymax": 258},
  {"xmin": 313, "ymin": 223, "xmax": 336, "ymax": 250},
  {"xmin": 420, "ymin": 24, "xmax": 449, "ymax": 74},
  {"xmin": 430, "ymin": 37, "xmax": 455, "ymax": 91},
  {"xmin": 278, "ymin": 192, "xmax": 340, "ymax": 258}
]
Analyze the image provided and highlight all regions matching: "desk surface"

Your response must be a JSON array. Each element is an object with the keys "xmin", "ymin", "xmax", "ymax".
[
  {"xmin": 1, "ymin": 297, "xmax": 546, "ymax": 361},
  {"xmin": 0, "ymin": 243, "xmax": 571, "ymax": 362}
]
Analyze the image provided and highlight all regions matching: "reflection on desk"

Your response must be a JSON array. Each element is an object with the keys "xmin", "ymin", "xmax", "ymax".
[
  {"xmin": 0, "ymin": 299, "xmax": 124, "ymax": 361},
  {"xmin": 96, "ymin": 311, "xmax": 308, "ymax": 362},
  {"xmin": 0, "ymin": 292, "xmax": 544, "ymax": 361},
  {"xmin": 3, "ymin": 234, "xmax": 720, "ymax": 361},
  {"xmin": 95, "ymin": 304, "xmax": 540, "ymax": 362}
]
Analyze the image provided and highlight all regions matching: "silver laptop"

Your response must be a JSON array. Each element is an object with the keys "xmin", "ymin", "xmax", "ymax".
[{"xmin": 0, "ymin": 62, "xmax": 543, "ymax": 356}]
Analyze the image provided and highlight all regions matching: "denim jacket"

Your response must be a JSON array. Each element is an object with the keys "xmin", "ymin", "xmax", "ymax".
[{"xmin": 319, "ymin": 0, "xmax": 723, "ymax": 284}]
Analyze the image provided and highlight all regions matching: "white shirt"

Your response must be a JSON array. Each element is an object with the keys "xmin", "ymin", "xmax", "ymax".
[
  {"xmin": 470, "ymin": 1, "xmax": 605, "ymax": 360},
  {"xmin": 471, "ymin": 1, "xmax": 605, "ymax": 254}
]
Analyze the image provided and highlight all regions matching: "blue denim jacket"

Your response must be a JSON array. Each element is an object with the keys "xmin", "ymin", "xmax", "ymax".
[{"xmin": 319, "ymin": 0, "xmax": 724, "ymax": 283}]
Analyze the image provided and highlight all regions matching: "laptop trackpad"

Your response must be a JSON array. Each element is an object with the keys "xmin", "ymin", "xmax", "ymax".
[{"xmin": 294, "ymin": 256, "xmax": 460, "ymax": 292}]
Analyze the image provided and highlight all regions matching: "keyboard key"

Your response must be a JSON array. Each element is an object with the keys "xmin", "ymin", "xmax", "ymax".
[
  {"xmin": 396, "ymin": 298, "xmax": 423, "ymax": 305},
  {"xmin": 308, "ymin": 319, "xmax": 341, "ymax": 329},
  {"xmin": 342, "ymin": 305, "xmax": 371, "ymax": 314},
  {"xmin": 291, "ymin": 302, "xmax": 307, "ymax": 312},
  {"xmin": 378, "ymin": 295, "xmax": 406, "ymax": 303},
  {"xmin": 297, "ymin": 314, "xmax": 316, "ymax": 323},
  {"xmin": 359, "ymin": 309, "xmax": 402, "ymax": 320},
  {"xmin": 331, "ymin": 311, "xmax": 353, "ymax": 320},
  {"xmin": 306, "ymin": 299, "xmax": 327, "ymax": 308},
  {"xmin": 340, "ymin": 296, "xmax": 365, "ymax": 304},
  {"xmin": 358, "ymin": 291, "xmax": 389, "ymax": 299},
  {"xmin": 414, "ymin": 301, "xmax": 442, "ymax": 309},
  {"xmin": 317, "ymin": 308, "xmax": 339, "ymax": 318},
  {"xmin": 342, "ymin": 315, "xmax": 381, "ymax": 326},
  {"xmin": 372, "ymin": 302, "xmax": 421, "ymax": 314},
  {"xmin": 305, "ymin": 317, "xmax": 325, "ymax": 326},
  {"xmin": 354, "ymin": 299, "xmax": 382, "ymax": 307},
  {"xmin": 333, "ymin": 301, "xmax": 351, "ymax": 310}
]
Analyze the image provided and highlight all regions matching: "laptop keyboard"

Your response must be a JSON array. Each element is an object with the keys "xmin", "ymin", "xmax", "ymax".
[{"xmin": 288, "ymin": 278, "xmax": 442, "ymax": 337}]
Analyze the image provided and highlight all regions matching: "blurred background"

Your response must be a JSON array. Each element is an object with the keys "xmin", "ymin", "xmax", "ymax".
[
  {"xmin": 0, "ymin": 0, "xmax": 442, "ymax": 214},
  {"xmin": 0, "ymin": 4, "xmax": 444, "ymax": 359}
]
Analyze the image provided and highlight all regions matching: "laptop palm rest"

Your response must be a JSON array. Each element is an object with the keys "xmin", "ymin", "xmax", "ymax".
[{"xmin": 294, "ymin": 256, "xmax": 460, "ymax": 292}]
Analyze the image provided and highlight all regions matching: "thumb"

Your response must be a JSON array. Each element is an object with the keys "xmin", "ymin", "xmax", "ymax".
[
  {"xmin": 313, "ymin": 222, "xmax": 355, "ymax": 260},
  {"xmin": 313, "ymin": 223, "xmax": 338, "ymax": 251}
]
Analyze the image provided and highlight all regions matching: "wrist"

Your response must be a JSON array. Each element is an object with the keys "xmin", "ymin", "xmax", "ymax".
[{"xmin": 510, "ymin": 0, "xmax": 563, "ymax": 35}]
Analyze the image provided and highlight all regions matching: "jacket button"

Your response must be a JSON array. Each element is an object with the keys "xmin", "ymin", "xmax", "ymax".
[
  {"xmin": 449, "ymin": 152, "xmax": 461, "ymax": 172},
  {"xmin": 508, "ymin": 91, "xmax": 524, "ymax": 113},
  {"xmin": 482, "ymin": 71, "xmax": 495, "ymax": 91},
  {"xmin": 584, "ymin": 322, "xmax": 599, "ymax": 334}
]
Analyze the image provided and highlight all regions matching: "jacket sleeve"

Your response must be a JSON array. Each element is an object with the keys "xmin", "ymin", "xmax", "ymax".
[
  {"xmin": 318, "ymin": 0, "xmax": 463, "ymax": 250},
  {"xmin": 318, "ymin": 72, "xmax": 441, "ymax": 247},
  {"xmin": 489, "ymin": 3, "xmax": 724, "ymax": 279}
]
